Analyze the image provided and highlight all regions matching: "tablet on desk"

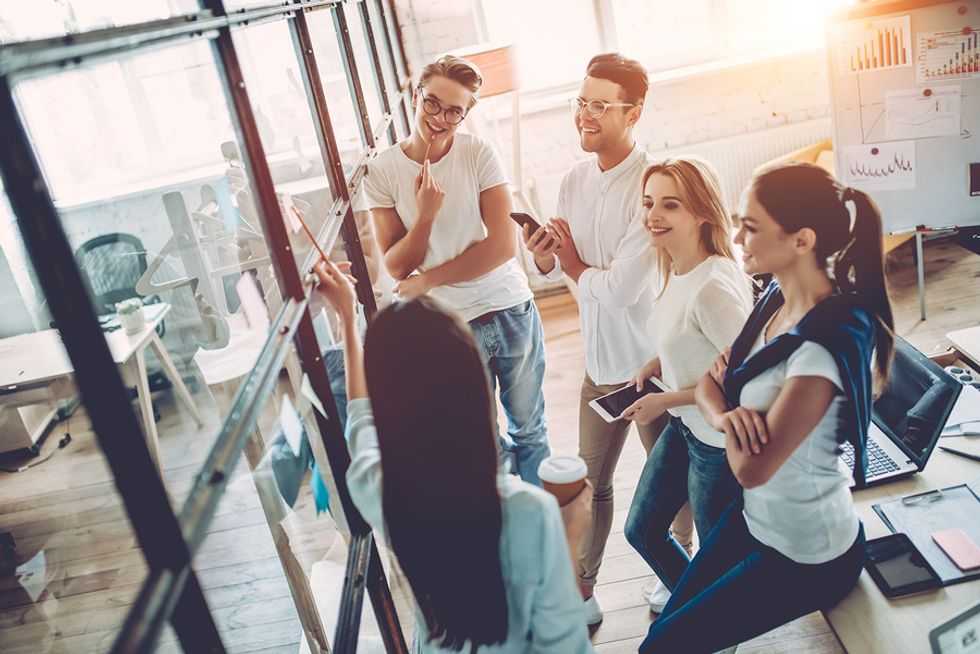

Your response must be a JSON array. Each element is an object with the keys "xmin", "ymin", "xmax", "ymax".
[{"xmin": 589, "ymin": 377, "xmax": 670, "ymax": 423}]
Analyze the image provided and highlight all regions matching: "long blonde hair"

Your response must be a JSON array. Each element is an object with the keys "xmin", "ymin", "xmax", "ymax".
[{"xmin": 642, "ymin": 158, "xmax": 736, "ymax": 295}]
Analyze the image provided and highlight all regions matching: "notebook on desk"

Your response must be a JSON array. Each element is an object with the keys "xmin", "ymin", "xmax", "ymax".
[
  {"xmin": 840, "ymin": 336, "xmax": 962, "ymax": 487},
  {"xmin": 874, "ymin": 480, "xmax": 980, "ymax": 587}
]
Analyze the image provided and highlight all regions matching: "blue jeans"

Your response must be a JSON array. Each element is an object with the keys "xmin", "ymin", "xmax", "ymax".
[
  {"xmin": 640, "ymin": 500, "xmax": 866, "ymax": 653},
  {"xmin": 469, "ymin": 299, "xmax": 550, "ymax": 486},
  {"xmin": 625, "ymin": 416, "xmax": 741, "ymax": 589}
]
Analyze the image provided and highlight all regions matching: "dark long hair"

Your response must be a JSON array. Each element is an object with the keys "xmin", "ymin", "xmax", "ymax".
[
  {"xmin": 751, "ymin": 162, "xmax": 894, "ymax": 385},
  {"xmin": 363, "ymin": 297, "xmax": 507, "ymax": 650}
]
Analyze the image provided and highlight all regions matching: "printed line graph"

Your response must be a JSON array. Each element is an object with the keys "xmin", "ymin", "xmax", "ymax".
[
  {"xmin": 885, "ymin": 86, "xmax": 961, "ymax": 140},
  {"xmin": 848, "ymin": 151, "xmax": 913, "ymax": 178},
  {"xmin": 844, "ymin": 141, "xmax": 916, "ymax": 191}
]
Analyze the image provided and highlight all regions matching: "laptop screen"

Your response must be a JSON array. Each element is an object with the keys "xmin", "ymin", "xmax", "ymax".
[{"xmin": 872, "ymin": 336, "xmax": 962, "ymax": 466}]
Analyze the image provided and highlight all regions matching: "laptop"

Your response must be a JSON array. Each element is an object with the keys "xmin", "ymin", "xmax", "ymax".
[{"xmin": 840, "ymin": 335, "xmax": 962, "ymax": 487}]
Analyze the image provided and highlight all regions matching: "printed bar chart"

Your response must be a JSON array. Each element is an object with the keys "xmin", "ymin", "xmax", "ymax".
[
  {"xmin": 917, "ymin": 28, "xmax": 980, "ymax": 83},
  {"xmin": 838, "ymin": 16, "xmax": 912, "ymax": 74}
]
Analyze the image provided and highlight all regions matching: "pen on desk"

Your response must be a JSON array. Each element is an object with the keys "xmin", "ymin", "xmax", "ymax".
[{"xmin": 939, "ymin": 445, "xmax": 980, "ymax": 462}]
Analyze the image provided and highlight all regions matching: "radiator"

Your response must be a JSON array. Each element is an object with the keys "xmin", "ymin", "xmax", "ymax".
[{"xmin": 652, "ymin": 118, "xmax": 833, "ymax": 210}]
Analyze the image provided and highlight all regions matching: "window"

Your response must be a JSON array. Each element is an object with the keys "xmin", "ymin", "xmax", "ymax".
[
  {"xmin": 478, "ymin": 0, "xmax": 857, "ymax": 92},
  {"xmin": 0, "ymin": 0, "xmax": 197, "ymax": 43}
]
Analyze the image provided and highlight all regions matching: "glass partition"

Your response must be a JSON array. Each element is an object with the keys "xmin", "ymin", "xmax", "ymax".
[
  {"xmin": 343, "ymin": 1, "xmax": 386, "ymax": 139},
  {"xmin": 307, "ymin": 7, "xmax": 370, "ymax": 177},
  {"xmin": 232, "ymin": 19, "xmax": 340, "ymax": 273},
  {"xmin": 0, "ymin": 0, "xmax": 408, "ymax": 648}
]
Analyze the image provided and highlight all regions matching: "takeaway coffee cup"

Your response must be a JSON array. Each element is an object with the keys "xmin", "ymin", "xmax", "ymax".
[{"xmin": 538, "ymin": 455, "xmax": 588, "ymax": 506}]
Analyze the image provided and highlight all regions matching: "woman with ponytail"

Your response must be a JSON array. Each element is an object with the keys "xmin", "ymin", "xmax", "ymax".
[{"xmin": 638, "ymin": 162, "xmax": 894, "ymax": 653}]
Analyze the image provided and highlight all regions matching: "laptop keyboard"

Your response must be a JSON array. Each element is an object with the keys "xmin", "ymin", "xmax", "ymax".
[{"xmin": 840, "ymin": 439, "xmax": 901, "ymax": 477}]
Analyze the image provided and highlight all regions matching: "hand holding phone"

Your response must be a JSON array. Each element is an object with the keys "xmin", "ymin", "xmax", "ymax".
[{"xmin": 511, "ymin": 212, "xmax": 559, "ymax": 251}]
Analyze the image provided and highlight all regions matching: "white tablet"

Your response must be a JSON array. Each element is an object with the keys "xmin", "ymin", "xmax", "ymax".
[{"xmin": 589, "ymin": 377, "xmax": 671, "ymax": 423}]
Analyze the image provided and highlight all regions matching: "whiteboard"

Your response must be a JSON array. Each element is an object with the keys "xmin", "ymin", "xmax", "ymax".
[{"xmin": 827, "ymin": 0, "xmax": 980, "ymax": 232}]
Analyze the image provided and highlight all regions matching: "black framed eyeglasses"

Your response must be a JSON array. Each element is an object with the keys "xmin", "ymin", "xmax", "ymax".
[
  {"xmin": 418, "ymin": 87, "xmax": 467, "ymax": 125},
  {"xmin": 568, "ymin": 97, "xmax": 635, "ymax": 118}
]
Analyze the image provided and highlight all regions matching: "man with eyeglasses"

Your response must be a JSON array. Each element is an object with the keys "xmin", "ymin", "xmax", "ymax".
[
  {"xmin": 521, "ymin": 53, "xmax": 693, "ymax": 625},
  {"xmin": 362, "ymin": 55, "xmax": 551, "ymax": 487}
]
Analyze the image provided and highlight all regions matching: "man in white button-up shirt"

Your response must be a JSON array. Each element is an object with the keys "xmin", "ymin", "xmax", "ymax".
[{"xmin": 522, "ymin": 53, "xmax": 692, "ymax": 625}]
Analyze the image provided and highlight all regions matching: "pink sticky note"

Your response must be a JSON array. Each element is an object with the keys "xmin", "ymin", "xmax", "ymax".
[
  {"xmin": 236, "ymin": 273, "xmax": 268, "ymax": 330},
  {"xmin": 281, "ymin": 193, "xmax": 301, "ymax": 233}
]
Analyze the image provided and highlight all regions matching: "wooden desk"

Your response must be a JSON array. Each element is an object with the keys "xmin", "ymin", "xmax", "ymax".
[
  {"xmin": 0, "ymin": 303, "xmax": 203, "ymax": 475},
  {"xmin": 825, "ymin": 441, "xmax": 980, "ymax": 653}
]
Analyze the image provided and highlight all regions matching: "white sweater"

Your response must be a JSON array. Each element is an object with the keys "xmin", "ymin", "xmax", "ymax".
[{"xmin": 650, "ymin": 255, "xmax": 753, "ymax": 447}]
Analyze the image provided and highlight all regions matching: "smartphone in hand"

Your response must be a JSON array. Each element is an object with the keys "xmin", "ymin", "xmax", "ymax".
[{"xmin": 511, "ymin": 212, "xmax": 558, "ymax": 250}]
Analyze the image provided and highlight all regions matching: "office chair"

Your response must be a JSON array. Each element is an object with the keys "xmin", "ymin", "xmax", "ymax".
[{"xmin": 74, "ymin": 233, "xmax": 170, "ymax": 413}]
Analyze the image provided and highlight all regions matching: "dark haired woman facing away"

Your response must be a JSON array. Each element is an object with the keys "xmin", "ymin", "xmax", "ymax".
[
  {"xmin": 639, "ymin": 162, "xmax": 894, "ymax": 653},
  {"xmin": 313, "ymin": 261, "xmax": 594, "ymax": 653}
]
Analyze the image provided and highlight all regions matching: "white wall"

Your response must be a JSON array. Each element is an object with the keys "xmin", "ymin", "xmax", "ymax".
[{"xmin": 391, "ymin": 0, "xmax": 833, "ymax": 211}]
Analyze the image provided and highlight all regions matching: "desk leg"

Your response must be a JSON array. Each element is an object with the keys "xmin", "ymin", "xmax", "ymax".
[
  {"xmin": 916, "ymin": 231, "xmax": 926, "ymax": 321},
  {"xmin": 149, "ymin": 333, "xmax": 204, "ymax": 427},
  {"xmin": 131, "ymin": 350, "xmax": 164, "ymax": 479}
]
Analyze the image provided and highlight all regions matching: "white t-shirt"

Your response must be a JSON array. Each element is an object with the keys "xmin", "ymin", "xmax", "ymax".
[
  {"xmin": 739, "ymin": 334, "xmax": 860, "ymax": 564},
  {"xmin": 361, "ymin": 133, "xmax": 532, "ymax": 322},
  {"xmin": 543, "ymin": 145, "xmax": 660, "ymax": 384},
  {"xmin": 651, "ymin": 255, "xmax": 753, "ymax": 447}
]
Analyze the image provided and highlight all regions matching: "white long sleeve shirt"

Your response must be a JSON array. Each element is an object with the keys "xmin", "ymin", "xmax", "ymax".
[{"xmin": 543, "ymin": 145, "xmax": 659, "ymax": 384}]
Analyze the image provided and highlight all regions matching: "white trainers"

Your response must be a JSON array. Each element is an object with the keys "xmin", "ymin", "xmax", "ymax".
[
  {"xmin": 582, "ymin": 594, "xmax": 604, "ymax": 626},
  {"xmin": 642, "ymin": 577, "xmax": 672, "ymax": 613}
]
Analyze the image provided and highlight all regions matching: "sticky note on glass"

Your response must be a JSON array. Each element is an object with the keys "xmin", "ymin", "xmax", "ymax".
[
  {"xmin": 281, "ymin": 193, "xmax": 302, "ymax": 233},
  {"xmin": 279, "ymin": 394, "xmax": 304, "ymax": 457},
  {"xmin": 301, "ymin": 373, "xmax": 328, "ymax": 420},
  {"xmin": 236, "ymin": 273, "xmax": 268, "ymax": 330}
]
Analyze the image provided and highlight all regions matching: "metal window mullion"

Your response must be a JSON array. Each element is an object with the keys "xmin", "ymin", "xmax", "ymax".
[
  {"xmin": 379, "ymin": 0, "xmax": 409, "ymax": 82},
  {"xmin": 289, "ymin": 8, "xmax": 377, "ymax": 316},
  {"xmin": 370, "ymin": 0, "xmax": 409, "ymax": 138},
  {"xmin": 0, "ymin": 77, "xmax": 224, "ymax": 653},
  {"xmin": 356, "ymin": 0, "xmax": 396, "ymax": 146},
  {"xmin": 332, "ymin": 3, "xmax": 375, "ymax": 151}
]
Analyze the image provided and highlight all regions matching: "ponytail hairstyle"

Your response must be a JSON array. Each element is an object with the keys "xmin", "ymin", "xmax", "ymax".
[
  {"xmin": 642, "ymin": 157, "xmax": 738, "ymax": 296},
  {"xmin": 751, "ymin": 163, "xmax": 895, "ymax": 385},
  {"xmin": 364, "ymin": 297, "xmax": 507, "ymax": 650}
]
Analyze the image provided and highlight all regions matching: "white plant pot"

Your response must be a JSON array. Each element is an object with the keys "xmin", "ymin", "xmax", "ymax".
[{"xmin": 119, "ymin": 308, "xmax": 146, "ymax": 335}]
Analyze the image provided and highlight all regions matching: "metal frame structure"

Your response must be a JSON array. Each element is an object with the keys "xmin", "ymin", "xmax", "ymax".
[{"xmin": 0, "ymin": 1, "xmax": 413, "ymax": 651}]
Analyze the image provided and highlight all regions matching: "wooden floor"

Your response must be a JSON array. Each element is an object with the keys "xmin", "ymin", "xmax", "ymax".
[{"xmin": 1, "ymin": 237, "xmax": 977, "ymax": 653}]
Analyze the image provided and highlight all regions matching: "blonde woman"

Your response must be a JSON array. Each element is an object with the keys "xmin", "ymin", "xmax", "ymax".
[{"xmin": 621, "ymin": 158, "xmax": 753, "ymax": 610}]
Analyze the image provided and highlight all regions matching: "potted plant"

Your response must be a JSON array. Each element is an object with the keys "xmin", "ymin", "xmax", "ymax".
[{"xmin": 115, "ymin": 298, "xmax": 146, "ymax": 335}]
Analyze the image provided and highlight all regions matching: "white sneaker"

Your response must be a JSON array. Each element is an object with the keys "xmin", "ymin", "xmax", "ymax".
[
  {"xmin": 642, "ymin": 577, "xmax": 672, "ymax": 613},
  {"xmin": 582, "ymin": 595, "xmax": 604, "ymax": 626}
]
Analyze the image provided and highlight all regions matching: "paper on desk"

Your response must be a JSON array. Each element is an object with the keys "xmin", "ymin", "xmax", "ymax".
[
  {"xmin": 281, "ymin": 193, "xmax": 302, "ymax": 233},
  {"xmin": 301, "ymin": 372, "xmax": 328, "ymax": 420},
  {"xmin": 235, "ymin": 273, "xmax": 268, "ymax": 331},
  {"xmin": 942, "ymin": 384, "xmax": 980, "ymax": 436},
  {"xmin": 279, "ymin": 394, "xmax": 304, "ymax": 457}
]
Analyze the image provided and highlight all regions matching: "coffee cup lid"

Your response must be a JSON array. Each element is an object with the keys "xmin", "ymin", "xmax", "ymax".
[{"xmin": 538, "ymin": 455, "xmax": 587, "ymax": 484}]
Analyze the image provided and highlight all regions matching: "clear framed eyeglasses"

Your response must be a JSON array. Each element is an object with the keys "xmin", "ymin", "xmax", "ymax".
[
  {"xmin": 419, "ymin": 87, "xmax": 467, "ymax": 125},
  {"xmin": 568, "ymin": 97, "xmax": 636, "ymax": 118}
]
